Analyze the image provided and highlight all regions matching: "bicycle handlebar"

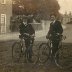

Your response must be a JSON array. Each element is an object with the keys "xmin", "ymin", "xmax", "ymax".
[
  {"xmin": 47, "ymin": 34, "xmax": 66, "ymax": 41},
  {"xmin": 19, "ymin": 33, "xmax": 35, "ymax": 39},
  {"xmin": 62, "ymin": 35, "xmax": 66, "ymax": 40}
]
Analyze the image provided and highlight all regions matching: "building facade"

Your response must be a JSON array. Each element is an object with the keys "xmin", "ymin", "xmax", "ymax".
[
  {"xmin": 62, "ymin": 13, "xmax": 72, "ymax": 24},
  {"xmin": 0, "ymin": 0, "xmax": 12, "ymax": 34}
]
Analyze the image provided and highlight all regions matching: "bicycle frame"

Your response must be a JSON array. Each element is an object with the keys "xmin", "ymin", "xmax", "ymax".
[
  {"xmin": 47, "ymin": 35, "xmax": 66, "ymax": 57},
  {"xmin": 19, "ymin": 35, "xmax": 35, "ymax": 54},
  {"xmin": 20, "ymin": 38, "xmax": 25, "ymax": 52},
  {"xmin": 38, "ymin": 35, "xmax": 66, "ymax": 67}
]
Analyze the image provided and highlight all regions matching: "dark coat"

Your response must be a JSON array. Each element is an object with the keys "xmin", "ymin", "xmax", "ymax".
[
  {"xmin": 19, "ymin": 23, "xmax": 35, "ymax": 35},
  {"xmin": 48, "ymin": 20, "xmax": 63, "ymax": 35}
]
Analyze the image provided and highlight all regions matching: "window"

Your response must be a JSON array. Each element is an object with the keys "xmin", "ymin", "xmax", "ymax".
[
  {"xmin": 1, "ymin": 14, "xmax": 6, "ymax": 33},
  {"xmin": 1, "ymin": 14, "xmax": 6, "ymax": 24},
  {"xmin": 1, "ymin": 0, "xmax": 6, "ymax": 4}
]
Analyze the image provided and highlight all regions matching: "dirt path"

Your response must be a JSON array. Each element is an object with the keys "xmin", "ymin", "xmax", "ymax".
[{"xmin": 0, "ymin": 41, "xmax": 72, "ymax": 72}]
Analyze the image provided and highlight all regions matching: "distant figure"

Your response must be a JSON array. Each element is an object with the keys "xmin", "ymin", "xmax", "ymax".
[
  {"xmin": 46, "ymin": 14, "xmax": 63, "ymax": 59},
  {"xmin": 19, "ymin": 18, "xmax": 35, "ymax": 63}
]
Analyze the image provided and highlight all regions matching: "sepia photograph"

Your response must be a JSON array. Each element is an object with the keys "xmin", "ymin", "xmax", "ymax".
[{"xmin": 0, "ymin": 0, "xmax": 72, "ymax": 72}]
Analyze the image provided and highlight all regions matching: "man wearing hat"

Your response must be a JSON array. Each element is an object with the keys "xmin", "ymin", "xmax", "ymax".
[{"xmin": 19, "ymin": 17, "xmax": 35, "ymax": 63}]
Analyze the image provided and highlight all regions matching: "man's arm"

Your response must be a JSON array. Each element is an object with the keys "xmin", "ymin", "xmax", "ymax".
[
  {"xmin": 46, "ymin": 23, "xmax": 51, "ymax": 39},
  {"xmin": 57, "ymin": 21, "xmax": 63, "ymax": 34},
  {"xmin": 29, "ymin": 24, "xmax": 35, "ymax": 35},
  {"xmin": 29, "ymin": 24, "xmax": 35, "ymax": 38},
  {"xmin": 19, "ymin": 24, "xmax": 24, "ymax": 35}
]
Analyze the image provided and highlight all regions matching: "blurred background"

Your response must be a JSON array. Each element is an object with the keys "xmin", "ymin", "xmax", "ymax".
[{"xmin": 0, "ymin": 0, "xmax": 72, "ymax": 41}]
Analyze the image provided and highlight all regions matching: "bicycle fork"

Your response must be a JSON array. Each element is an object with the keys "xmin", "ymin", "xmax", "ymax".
[
  {"xmin": 25, "ymin": 44, "xmax": 33, "ymax": 60},
  {"xmin": 49, "ymin": 43, "xmax": 55, "ymax": 62},
  {"xmin": 20, "ymin": 39, "xmax": 24, "ymax": 53}
]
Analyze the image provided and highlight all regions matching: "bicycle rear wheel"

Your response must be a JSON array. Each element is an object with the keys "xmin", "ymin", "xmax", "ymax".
[
  {"xmin": 32, "ymin": 44, "xmax": 39, "ymax": 64},
  {"xmin": 12, "ymin": 42, "xmax": 22, "ymax": 62},
  {"xmin": 55, "ymin": 45, "xmax": 72, "ymax": 69},
  {"xmin": 38, "ymin": 43, "xmax": 50, "ymax": 64},
  {"xmin": 31, "ymin": 54, "xmax": 38, "ymax": 64}
]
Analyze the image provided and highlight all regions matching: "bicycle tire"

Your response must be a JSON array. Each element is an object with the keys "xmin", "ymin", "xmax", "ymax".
[
  {"xmin": 26, "ymin": 45, "xmax": 38, "ymax": 64},
  {"xmin": 31, "ymin": 54, "xmax": 38, "ymax": 64},
  {"xmin": 38, "ymin": 43, "xmax": 50, "ymax": 64},
  {"xmin": 12, "ymin": 42, "xmax": 22, "ymax": 62},
  {"xmin": 55, "ymin": 44, "xmax": 72, "ymax": 69},
  {"xmin": 31, "ymin": 44, "xmax": 39, "ymax": 64}
]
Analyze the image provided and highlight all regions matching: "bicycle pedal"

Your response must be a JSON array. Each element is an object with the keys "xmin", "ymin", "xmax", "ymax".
[
  {"xmin": 56, "ymin": 64, "xmax": 63, "ymax": 69},
  {"xmin": 38, "ymin": 63, "xmax": 43, "ymax": 66},
  {"xmin": 42, "ymin": 52, "xmax": 47, "ymax": 55},
  {"xmin": 24, "ymin": 60, "xmax": 27, "ymax": 63},
  {"xmin": 28, "ymin": 59, "xmax": 34, "ymax": 63}
]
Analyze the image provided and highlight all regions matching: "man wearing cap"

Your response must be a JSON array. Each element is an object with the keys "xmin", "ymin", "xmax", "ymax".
[{"xmin": 19, "ymin": 18, "xmax": 35, "ymax": 63}]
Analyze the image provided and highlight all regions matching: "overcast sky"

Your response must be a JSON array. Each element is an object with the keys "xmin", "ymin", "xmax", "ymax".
[{"xmin": 58, "ymin": 0, "xmax": 72, "ymax": 14}]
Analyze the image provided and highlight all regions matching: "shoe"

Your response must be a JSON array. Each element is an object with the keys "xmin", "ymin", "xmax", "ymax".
[
  {"xmin": 28, "ymin": 59, "xmax": 33, "ymax": 63},
  {"xmin": 50, "ymin": 56, "xmax": 55, "ymax": 64},
  {"xmin": 24, "ymin": 59, "xmax": 27, "ymax": 63}
]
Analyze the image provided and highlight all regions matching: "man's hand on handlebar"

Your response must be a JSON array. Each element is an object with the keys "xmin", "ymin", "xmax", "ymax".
[
  {"xmin": 30, "ymin": 34, "xmax": 35, "ymax": 39},
  {"xmin": 46, "ymin": 34, "xmax": 51, "ymax": 39},
  {"xmin": 23, "ymin": 33, "xmax": 30, "ymax": 36},
  {"xmin": 23, "ymin": 33, "xmax": 35, "ymax": 38}
]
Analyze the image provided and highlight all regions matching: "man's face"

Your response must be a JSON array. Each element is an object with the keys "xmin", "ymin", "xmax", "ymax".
[{"xmin": 50, "ymin": 15, "xmax": 56, "ymax": 21}]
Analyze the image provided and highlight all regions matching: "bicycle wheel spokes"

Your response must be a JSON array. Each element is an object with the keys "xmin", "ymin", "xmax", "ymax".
[
  {"xmin": 55, "ymin": 47, "xmax": 72, "ymax": 69},
  {"xmin": 12, "ymin": 42, "xmax": 21, "ymax": 62},
  {"xmin": 31, "ymin": 54, "xmax": 38, "ymax": 64},
  {"xmin": 38, "ymin": 43, "xmax": 50, "ymax": 63}
]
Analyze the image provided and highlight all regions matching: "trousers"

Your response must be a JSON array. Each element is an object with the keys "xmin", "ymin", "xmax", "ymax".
[{"xmin": 24, "ymin": 39, "xmax": 34, "ymax": 59}]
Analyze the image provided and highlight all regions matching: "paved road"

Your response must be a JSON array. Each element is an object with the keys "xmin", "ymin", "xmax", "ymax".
[{"xmin": 0, "ymin": 24, "xmax": 72, "ymax": 72}]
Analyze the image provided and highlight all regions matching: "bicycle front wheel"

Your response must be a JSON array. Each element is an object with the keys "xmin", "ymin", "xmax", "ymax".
[
  {"xmin": 38, "ymin": 43, "xmax": 50, "ymax": 64},
  {"xmin": 55, "ymin": 45, "xmax": 72, "ymax": 69},
  {"xmin": 12, "ymin": 42, "xmax": 22, "ymax": 62}
]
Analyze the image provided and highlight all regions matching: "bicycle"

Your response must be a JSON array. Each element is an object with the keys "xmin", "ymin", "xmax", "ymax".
[
  {"xmin": 12, "ymin": 33, "xmax": 38, "ymax": 64},
  {"xmin": 38, "ymin": 34, "xmax": 71, "ymax": 69}
]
